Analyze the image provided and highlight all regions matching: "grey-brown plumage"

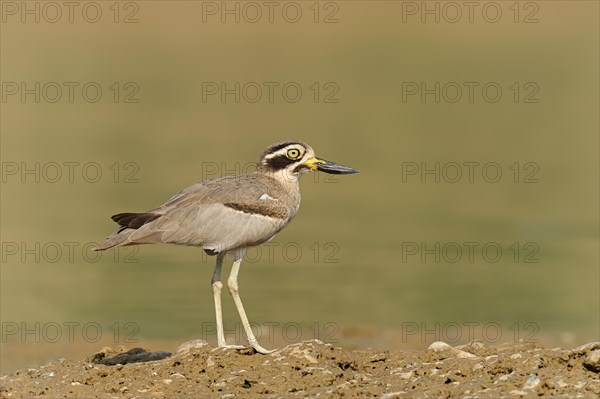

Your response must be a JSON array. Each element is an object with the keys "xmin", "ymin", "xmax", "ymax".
[
  {"xmin": 94, "ymin": 140, "xmax": 358, "ymax": 353},
  {"xmin": 95, "ymin": 173, "xmax": 299, "ymax": 254}
]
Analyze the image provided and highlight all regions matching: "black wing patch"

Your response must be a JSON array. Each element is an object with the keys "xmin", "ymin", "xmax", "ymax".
[{"xmin": 111, "ymin": 212, "xmax": 161, "ymax": 231}]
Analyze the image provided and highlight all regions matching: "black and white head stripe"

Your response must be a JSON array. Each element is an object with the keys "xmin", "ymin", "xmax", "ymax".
[
  {"xmin": 257, "ymin": 141, "xmax": 312, "ymax": 172},
  {"xmin": 266, "ymin": 141, "xmax": 305, "ymax": 154}
]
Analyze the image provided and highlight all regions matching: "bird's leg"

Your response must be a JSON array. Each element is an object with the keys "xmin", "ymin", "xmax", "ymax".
[
  {"xmin": 211, "ymin": 252, "xmax": 243, "ymax": 349},
  {"xmin": 227, "ymin": 251, "xmax": 274, "ymax": 354}
]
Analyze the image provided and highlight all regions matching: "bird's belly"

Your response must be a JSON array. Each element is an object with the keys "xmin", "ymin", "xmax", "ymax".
[{"xmin": 200, "ymin": 214, "xmax": 289, "ymax": 254}]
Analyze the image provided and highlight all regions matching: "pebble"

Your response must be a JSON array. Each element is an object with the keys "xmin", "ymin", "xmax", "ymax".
[
  {"xmin": 399, "ymin": 371, "xmax": 413, "ymax": 380},
  {"xmin": 583, "ymin": 349, "xmax": 600, "ymax": 372},
  {"xmin": 509, "ymin": 353, "xmax": 522, "ymax": 359},
  {"xmin": 303, "ymin": 367, "xmax": 332, "ymax": 376},
  {"xmin": 427, "ymin": 341, "xmax": 477, "ymax": 359},
  {"xmin": 495, "ymin": 371, "xmax": 515, "ymax": 383},
  {"xmin": 586, "ymin": 380, "xmax": 600, "ymax": 395},
  {"xmin": 572, "ymin": 342, "xmax": 600, "ymax": 354},
  {"xmin": 509, "ymin": 389, "xmax": 528, "ymax": 396},
  {"xmin": 231, "ymin": 369, "xmax": 247, "ymax": 375},
  {"xmin": 555, "ymin": 376, "xmax": 568, "ymax": 388},
  {"xmin": 522, "ymin": 374, "xmax": 540, "ymax": 390},
  {"xmin": 162, "ymin": 379, "xmax": 172, "ymax": 385},
  {"xmin": 380, "ymin": 392, "xmax": 406, "ymax": 399},
  {"xmin": 370, "ymin": 352, "xmax": 388, "ymax": 363},
  {"xmin": 176, "ymin": 339, "xmax": 209, "ymax": 354},
  {"xmin": 206, "ymin": 356, "xmax": 215, "ymax": 367},
  {"xmin": 287, "ymin": 346, "xmax": 318, "ymax": 364},
  {"xmin": 469, "ymin": 341, "xmax": 486, "ymax": 350}
]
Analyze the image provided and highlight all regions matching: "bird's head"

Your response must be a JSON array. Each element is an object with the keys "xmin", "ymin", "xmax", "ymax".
[{"xmin": 257, "ymin": 141, "xmax": 359, "ymax": 182}]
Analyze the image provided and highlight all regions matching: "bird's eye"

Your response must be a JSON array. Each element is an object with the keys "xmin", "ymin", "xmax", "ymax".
[{"xmin": 287, "ymin": 149, "xmax": 301, "ymax": 159}]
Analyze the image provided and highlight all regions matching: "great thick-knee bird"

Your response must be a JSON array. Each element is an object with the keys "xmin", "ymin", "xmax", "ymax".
[{"xmin": 94, "ymin": 141, "xmax": 358, "ymax": 353}]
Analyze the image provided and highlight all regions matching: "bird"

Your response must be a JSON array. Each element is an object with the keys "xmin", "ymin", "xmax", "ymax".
[{"xmin": 94, "ymin": 140, "xmax": 359, "ymax": 353}]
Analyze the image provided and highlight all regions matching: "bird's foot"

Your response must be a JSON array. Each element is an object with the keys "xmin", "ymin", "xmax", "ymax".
[{"xmin": 249, "ymin": 342, "xmax": 276, "ymax": 354}]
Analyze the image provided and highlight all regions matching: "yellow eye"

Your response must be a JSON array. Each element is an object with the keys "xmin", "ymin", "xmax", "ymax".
[{"xmin": 287, "ymin": 149, "xmax": 301, "ymax": 159}]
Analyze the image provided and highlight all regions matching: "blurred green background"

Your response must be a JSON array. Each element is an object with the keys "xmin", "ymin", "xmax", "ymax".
[{"xmin": 1, "ymin": 1, "xmax": 598, "ymax": 373}]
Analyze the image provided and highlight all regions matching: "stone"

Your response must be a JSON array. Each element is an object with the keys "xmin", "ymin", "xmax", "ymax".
[
  {"xmin": 586, "ymin": 380, "xmax": 600, "ymax": 395},
  {"xmin": 509, "ymin": 390, "xmax": 527, "ymax": 396},
  {"xmin": 427, "ymin": 341, "xmax": 477, "ymax": 359},
  {"xmin": 176, "ymin": 339, "xmax": 209, "ymax": 354},
  {"xmin": 554, "ymin": 376, "xmax": 568, "ymax": 388},
  {"xmin": 572, "ymin": 342, "xmax": 600, "ymax": 354},
  {"xmin": 522, "ymin": 374, "xmax": 540, "ymax": 390},
  {"xmin": 583, "ymin": 349, "xmax": 600, "ymax": 372},
  {"xmin": 94, "ymin": 348, "xmax": 172, "ymax": 366}
]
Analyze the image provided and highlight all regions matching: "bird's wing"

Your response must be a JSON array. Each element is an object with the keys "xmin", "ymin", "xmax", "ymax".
[
  {"xmin": 151, "ymin": 174, "xmax": 278, "ymax": 210},
  {"xmin": 126, "ymin": 174, "xmax": 293, "ymax": 251}
]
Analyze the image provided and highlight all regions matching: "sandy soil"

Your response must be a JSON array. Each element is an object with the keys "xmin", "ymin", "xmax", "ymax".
[{"xmin": 1, "ymin": 340, "xmax": 598, "ymax": 398}]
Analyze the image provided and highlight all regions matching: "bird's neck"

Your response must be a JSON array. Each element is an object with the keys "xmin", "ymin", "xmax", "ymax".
[{"xmin": 261, "ymin": 169, "xmax": 301, "ymax": 188}]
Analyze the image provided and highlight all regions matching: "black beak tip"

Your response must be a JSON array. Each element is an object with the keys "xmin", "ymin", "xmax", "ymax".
[
  {"xmin": 315, "ymin": 160, "xmax": 360, "ymax": 175},
  {"xmin": 339, "ymin": 167, "xmax": 360, "ymax": 175}
]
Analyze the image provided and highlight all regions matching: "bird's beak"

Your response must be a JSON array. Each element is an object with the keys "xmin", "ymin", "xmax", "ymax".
[{"xmin": 304, "ymin": 157, "xmax": 359, "ymax": 175}]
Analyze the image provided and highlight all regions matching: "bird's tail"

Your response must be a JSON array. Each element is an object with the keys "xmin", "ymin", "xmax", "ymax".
[
  {"xmin": 93, "ymin": 229, "xmax": 135, "ymax": 251},
  {"xmin": 94, "ymin": 212, "xmax": 162, "ymax": 251}
]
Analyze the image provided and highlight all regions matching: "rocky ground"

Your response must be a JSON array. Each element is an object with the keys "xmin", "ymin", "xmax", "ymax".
[{"xmin": 1, "ymin": 340, "xmax": 598, "ymax": 398}]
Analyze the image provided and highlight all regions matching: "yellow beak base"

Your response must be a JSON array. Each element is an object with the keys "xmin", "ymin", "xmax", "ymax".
[{"xmin": 303, "ymin": 157, "xmax": 327, "ymax": 171}]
